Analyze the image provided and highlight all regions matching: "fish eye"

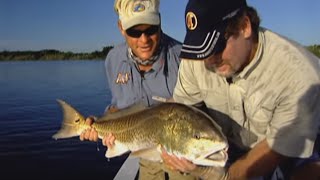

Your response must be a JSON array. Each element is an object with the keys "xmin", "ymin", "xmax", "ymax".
[
  {"xmin": 75, "ymin": 119, "xmax": 80, "ymax": 123},
  {"xmin": 193, "ymin": 133, "xmax": 201, "ymax": 139}
]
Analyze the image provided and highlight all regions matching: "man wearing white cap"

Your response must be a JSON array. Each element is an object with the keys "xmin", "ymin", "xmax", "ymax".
[
  {"xmin": 162, "ymin": 0, "xmax": 320, "ymax": 179},
  {"xmin": 80, "ymin": 0, "xmax": 197, "ymax": 179}
]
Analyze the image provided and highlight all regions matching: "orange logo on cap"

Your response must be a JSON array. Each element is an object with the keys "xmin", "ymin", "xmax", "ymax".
[
  {"xmin": 133, "ymin": 3, "xmax": 145, "ymax": 12},
  {"xmin": 186, "ymin": 12, "xmax": 197, "ymax": 30}
]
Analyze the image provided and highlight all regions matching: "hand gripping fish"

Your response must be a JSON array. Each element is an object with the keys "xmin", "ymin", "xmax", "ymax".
[{"xmin": 53, "ymin": 99, "xmax": 228, "ymax": 167}]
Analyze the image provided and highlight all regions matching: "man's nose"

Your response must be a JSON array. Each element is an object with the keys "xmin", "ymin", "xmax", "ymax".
[{"xmin": 139, "ymin": 33, "xmax": 150, "ymax": 43}]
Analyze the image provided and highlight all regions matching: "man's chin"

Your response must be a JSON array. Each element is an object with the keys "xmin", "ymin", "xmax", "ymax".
[
  {"xmin": 205, "ymin": 64, "xmax": 234, "ymax": 78},
  {"xmin": 205, "ymin": 67, "xmax": 230, "ymax": 78},
  {"xmin": 215, "ymin": 65, "xmax": 236, "ymax": 78},
  {"xmin": 139, "ymin": 53, "xmax": 153, "ymax": 60},
  {"xmin": 214, "ymin": 68, "xmax": 233, "ymax": 78}
]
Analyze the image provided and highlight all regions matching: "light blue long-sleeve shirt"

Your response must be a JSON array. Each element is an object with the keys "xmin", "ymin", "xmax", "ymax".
[{"xmin": 105, "ymin": 33, "xmax": 181, "ymax": 110}]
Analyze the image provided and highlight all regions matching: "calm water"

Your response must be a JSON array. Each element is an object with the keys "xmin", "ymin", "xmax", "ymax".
[{"xmin": 0, "ymin": 60, "xmax": 128, "ymax": 179}]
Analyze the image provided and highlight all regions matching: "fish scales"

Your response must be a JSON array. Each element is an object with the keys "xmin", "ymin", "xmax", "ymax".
[
  {"xmin": 84, "ymin": 115, "xmax": 156, "ymax": 149},
  {"xmin": 53, "ymin": 99, "xmax": 229, "ymax": 167}
]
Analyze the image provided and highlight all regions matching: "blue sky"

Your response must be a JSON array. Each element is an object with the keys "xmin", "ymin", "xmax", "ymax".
[{"xmin": 1, "ymin": 0, "xmax": 319, "ymax": 53}]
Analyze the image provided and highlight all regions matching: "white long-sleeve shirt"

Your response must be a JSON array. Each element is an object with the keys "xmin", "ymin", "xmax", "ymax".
[{"xmin": 174, "ymin": 28, "xmax": 320, "ymax": 158}]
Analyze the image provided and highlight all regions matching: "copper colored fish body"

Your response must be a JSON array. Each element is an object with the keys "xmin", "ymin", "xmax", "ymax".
[{"xmin": 53, "ymin": 99, "xmax": 228, "ymax": 167}]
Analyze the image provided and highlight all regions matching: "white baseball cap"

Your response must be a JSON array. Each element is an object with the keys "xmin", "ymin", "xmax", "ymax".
[{"xmin": 114, "ymin": 0, "xmax": 160, "ymax": 30}]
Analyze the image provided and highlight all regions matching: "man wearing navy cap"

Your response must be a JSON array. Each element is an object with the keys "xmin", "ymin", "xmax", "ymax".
[{"xmin": 162, "ymin": 0, "xmax": 320, "ymax": 179}]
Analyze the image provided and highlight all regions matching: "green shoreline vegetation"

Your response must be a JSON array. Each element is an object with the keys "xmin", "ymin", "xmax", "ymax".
[
  {"xmin": 0, "ymin": 44, "xmax": 319, "ymax": 61},
  {"xmin": 0, "ymin": 46, "xmax": 113, "ymax": 61},
  {"xmin": 307, "ymin": 44, "xmax": 320, "ymax": 58}
]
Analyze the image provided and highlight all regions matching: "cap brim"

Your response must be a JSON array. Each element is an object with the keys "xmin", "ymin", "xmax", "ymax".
[{"xmin": 180, "ymin": 22, "xmax": 227, "ymax": 60}]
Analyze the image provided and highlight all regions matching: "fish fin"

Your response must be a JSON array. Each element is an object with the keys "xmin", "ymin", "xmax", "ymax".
[
  {"xmin": 52, "ymin": 99, "xmax": 87, "ymax": 140},
  {"xmin": 99, "ymin": 102, "xmax": 149, "ymax": 121},
  {"xmin": 105, "ymin": 141, "xmax": 130, "ymax": 158},
  {"xmin": 130, "ymin": 147, "xmax": 162, "ymax": 162}
]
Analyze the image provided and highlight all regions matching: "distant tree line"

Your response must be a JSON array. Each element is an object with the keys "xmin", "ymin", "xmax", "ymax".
[
  {"xmin": 0, "ymin": 46, "xmax": 113, "ymax": 61},
  {"xmin": 307, "ymin": 44, "xmax": 320, "ymax": 58},
  {"xmin": 0, "ymin": 44, "xmax": 319, "ymax": 61}
]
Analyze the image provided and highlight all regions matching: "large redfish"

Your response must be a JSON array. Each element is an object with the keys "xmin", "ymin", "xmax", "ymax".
[{"xmin": 52, "ymin": 99, "xmax": 228, "ymax": 167}]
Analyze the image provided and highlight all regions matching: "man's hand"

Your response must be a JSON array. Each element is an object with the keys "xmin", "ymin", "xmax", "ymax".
[
  {"xmin": 107, "ymin": 105, "xmax": 119, "ymax": 113},
  {"xmin": 161, "ymin": 147, "xmax": 228, "ymax": 180},
  {"xmin": 79, "ymin": 116, "xmax": 116, "ymax": 149},
  {"xmin": 161, "ymin": 147, "xmax": 196, "ymax": 173},
  {"xmin": 79, "ymin": 117, "xmax": 98, "ymax": 141},
  {"xmin": 102, "ymin": 133, "xmax": 115, "ymax": 148}
]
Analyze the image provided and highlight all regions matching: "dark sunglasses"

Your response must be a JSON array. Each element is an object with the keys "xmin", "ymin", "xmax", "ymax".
[{"xmin": 126, "ymin": 25, "xmax": 159, "ymax": 38}]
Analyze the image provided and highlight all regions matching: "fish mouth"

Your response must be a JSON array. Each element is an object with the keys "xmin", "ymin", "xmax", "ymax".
[
  {"xmin": 203, "ymin": 145, "xmax": 229, "ymax": 167},
  {"xmin": 192, "ymin": 143, "xmax": 228, "ymax": 166},
  {"xmin": 207, "ymin": 147, "xmax": 228, "ymax": 162}
]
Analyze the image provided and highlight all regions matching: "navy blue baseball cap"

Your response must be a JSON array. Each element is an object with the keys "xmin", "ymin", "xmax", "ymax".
[{"xmin": 180, "ymin": 0, "xmax": 247, "ymax": 60}]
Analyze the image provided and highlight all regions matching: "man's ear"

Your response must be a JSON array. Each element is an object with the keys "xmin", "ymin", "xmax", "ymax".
[
  {"xmin": 118, "ymin": 20, "xmax": 126, "ymax": 36},
  {"xmin": 242, "ymin": 16, "xmax": 252, "ymax": 39}
]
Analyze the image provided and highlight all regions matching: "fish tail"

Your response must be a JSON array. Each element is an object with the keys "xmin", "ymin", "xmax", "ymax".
[{"xmin": 52, "ymin": 99, "xmax": 86, "ymax": 140}]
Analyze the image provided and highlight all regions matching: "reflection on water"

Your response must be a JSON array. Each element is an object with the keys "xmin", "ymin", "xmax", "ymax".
[{"xmin": 0, "ymin": 60, "xmax": 127, "ymax": 179}]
